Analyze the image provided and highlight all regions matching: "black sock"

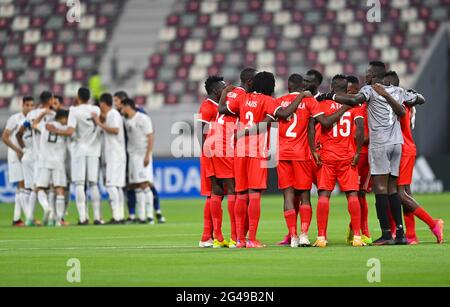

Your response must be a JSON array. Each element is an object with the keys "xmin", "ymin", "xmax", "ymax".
[
  {"xmin": 389, "ymin": 193, "xmax": 405, "ymax": 237},
  {"xmin": 375, "ymin": 194, "xmax": 391, "ymax": 238}
]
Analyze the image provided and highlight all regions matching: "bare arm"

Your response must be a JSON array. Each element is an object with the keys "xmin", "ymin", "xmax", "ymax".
[
  {"xmin": 372, "ymin": 84, "xmax": 406, "ymax": 117},
  {"xmin": 144, "ymin": 133, "xmax": 154, "ymax": 167},
  {"xmin": 92, "ymin": 113, "xmax": 119, "ymax": 135},
  {"xmin": 275, "ymin": 92, "xmax": 311, "ymax": 119},
  {"xmin": 218, "ymin": 85, "xmax": 236, "ymax": 115},
  {"xmin": 308, "ymin": 118, "xmax": 321, "ymax": 166},
  {"xmin": 2, "ymin": 129, "xmax": 23, "ymax": 160},
  {"xmin": 46, "ymin": 124, "xmax": 75, "ymax": 137},
  {"xmin": 352, "ymin": 118, "xmax": 365, "ymax": 166},
  {"xmin": 16, "ymin": 125, "xmax": 26, "ymax": 149},
  {"xmin": 331, "ymin": 93, "xmax": 366, "ymax": 106},
  {"xmin": 315, "ymin": 105, "xmax": 352, "ymax": 128},
  {"xmin": 31, "ymin": 110, "xmax": 52, "ymax": 130}
]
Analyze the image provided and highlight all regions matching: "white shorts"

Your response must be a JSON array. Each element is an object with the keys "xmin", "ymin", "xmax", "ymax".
[
  {"xmin": 105, "ymin": 161, "xmax": 126, "ymax": 188},
  {"xmin": 8, "ymin": 161, "xmax": 23, "ymax": 184},
  {"xmin": 36, "ymin": 168, "xmax": 67, "ymax": 188},
  {"xmin": 71, "ymin": 156, "xmax": 100, "ymax": 184},
  {"xmin": 128, "ymin": 154, "xmax": 153, "ymax": 184},
  {"xmin": 22, "ymin": 160, "xmax": 35, "ymax": 189}
]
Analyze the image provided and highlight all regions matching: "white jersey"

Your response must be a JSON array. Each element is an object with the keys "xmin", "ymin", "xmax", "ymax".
[
  {"xmin": 124, "ymin": 112, "xmax": 153, "ymax": 156},
  {"xmin": 102, "ymin": 109, "xmax": 126, "ymax": 163},
  {"xmin": 4, "ymin": 112, "xmax": 26, "ymax": 163},
  {"xmin": 26, "ymin": 108, "xmax": 55, "ymax": 161},
  {"xmin": 38, "ymin": 121, "xmax": 68, "ymax": 171},
  {"xmin": 67, "ymin": 104, "xmax": 101, "ymax": 158}
]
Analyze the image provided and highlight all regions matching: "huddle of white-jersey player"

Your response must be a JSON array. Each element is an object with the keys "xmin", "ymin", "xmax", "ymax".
[{"xmin": 2, "ymin": 88, "xmax": 157, "ymax": 226}]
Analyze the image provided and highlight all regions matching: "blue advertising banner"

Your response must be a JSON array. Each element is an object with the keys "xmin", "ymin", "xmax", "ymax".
[
  {"xmin": 0, "ymin": 159, "xmax": 202, "ymax": 203},
  {"xmin": 153, "ymin": 158, "xmax": 201, "ymax": 199}
]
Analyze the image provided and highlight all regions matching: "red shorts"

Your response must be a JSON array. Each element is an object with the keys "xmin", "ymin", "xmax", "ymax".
[
  {"xmin": 211, "ymin": 157, "xmax": 234, "ymax": 179},
  {"xmin": 200, "ymin": 156, "xmax": 214, "ymax": 196},
  {"xmin": 358, "ymin": 152, "xmax": 372, "ymax": 192},
  {"xmin": 317, "ymin": 159, "xmax": 359, "ymax": 192},
  {"xmin": 277, "ymin": 160, "xmax": 313, "ymax": 190},
  {"xmin": 398, "ymin": 155, "xmax": 415, "ymax": 186},
  {"xmin": 234, "ymin": 156, "xmax": 268, "ymax": 192}
]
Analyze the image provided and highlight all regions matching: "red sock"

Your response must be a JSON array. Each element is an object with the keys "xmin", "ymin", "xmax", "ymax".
[
  {"xmin": 403, "ymin": 211, "xmax": 416, "ymax": 239},
  {"xmin": 227, "ymin": 195, "xmax": 237, "ymax": 241},
  {"xmin": 210, "ymin": 195, "xmax": 224, "ymax": 242},
  {"xmin": 413, "ymin": 207, "xmax": 436, "ymax": 229},
  {"xmin": 248, "ymin": 193, "xmax": 262, "ymax": 241},
  {"xmin": 317, "ymin": 196, "xmax": 330, "ymax": 237},
  {"xmin": 235, "ymin": 194, "xmax": 248, "ymax": 242},
  {"xmin": 299, "ymin": 204, "xmax": 312, "ymax": 234},
  {"xmin": 387, "ymin": 206, "xmax": 397, "ymax": 236},
  {"xmin": 347, "ymin": 195, "xmax": 361, "ymax": 236},
  {"xmin": 359, "ymin": 194, "xmax": 370, "ymax": 237},
  {"xmin": 201, "ymin": 197, "xmax": 213, "ymax": 242},
  {"xmin": 244, "ymin": 198, "xmax": 250, "ymax": 237},
  {"xmin": 284, "ymin": 209, "xmax": 297, "ymax": 236}
]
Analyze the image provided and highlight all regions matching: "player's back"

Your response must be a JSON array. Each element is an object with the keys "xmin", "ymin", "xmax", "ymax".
[
  {"xmin": 27, "ymin": 108, "xmax": 55, "ymax": 156},
  {"xmin": 38, "ymin": 121, "xmax": 68, "ymax": 170},
  {"xmin": 360, "ymin": 84, "xmax": 410, "ymax": 148},
  {"xmin": 68, "ymin": 104, "xmax": 101, "ymax": 157},
  {"xmin": 124, "ymin": 112, "xmax": 153, "ymax": 155},
  {"xmin": 276, "ymin": 93, "xmax": 319, "ymax": 161},
  {"xmin": 103, "ymin": 109, "xmax": 126, "ymax": 162},
  {"xmin": 319, "ymin": 100, "xmax": 362, "ymax": 162},
  {"xmin": 235, "ymin": 92, "xmax": 279, "ymax": 158}
]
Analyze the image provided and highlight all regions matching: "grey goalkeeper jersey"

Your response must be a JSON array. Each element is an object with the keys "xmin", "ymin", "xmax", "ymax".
[{"xmin": 360, "ymin": 84, "xmax": 418, "ymax": 149}]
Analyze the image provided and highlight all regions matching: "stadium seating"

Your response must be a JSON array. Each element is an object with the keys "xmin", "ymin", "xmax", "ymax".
[
  {"xmin": 0, "ymin": 0, "xmax": 124, "ymax": 107},
  {"xmin": 136, "ymin": 0, "xmax": 450, "ymax": 107}
]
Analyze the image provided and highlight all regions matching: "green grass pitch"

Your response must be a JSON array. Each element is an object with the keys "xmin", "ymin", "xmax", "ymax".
[{"xmin": 0, "ymin": 193, "xmax": 449, "ymax": 287}]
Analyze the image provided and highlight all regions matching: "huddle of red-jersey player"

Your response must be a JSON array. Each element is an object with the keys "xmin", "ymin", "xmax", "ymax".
[{"xmin": 196, "ymin": 65, "xmax": 444, "ymax": 249}]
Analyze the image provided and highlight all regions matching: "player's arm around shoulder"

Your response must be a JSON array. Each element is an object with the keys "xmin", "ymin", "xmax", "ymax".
[{"xmin": 372, "ymin": 83, "xmax": 406, "ymax": 117}]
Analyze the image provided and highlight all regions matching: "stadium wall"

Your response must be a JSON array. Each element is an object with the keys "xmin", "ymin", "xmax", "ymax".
[{"xmin": 412, "ymin": 24, "xmax": 450, "ymax": 155}]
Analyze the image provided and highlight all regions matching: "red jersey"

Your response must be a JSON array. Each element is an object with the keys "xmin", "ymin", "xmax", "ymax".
[
  {"xmin": 318, "ymin": 100, "xmax": 364, "ymax": 162},
  {"xmin": 276, "ymin": 93, "xmax": 322, "ymax": 161},
  {"xmin": 197, "ymin": 98, "xmax": 218, "ymax": 157},
  {"xmin": 400, "ymin": 104, "xmax": 417, "ymax": 156},
  {"xmin": 213, "ymin": 112, "xmax": 238, "ymax": 157},
  {"xmin": 351, "ymin": 103, "xmax": 369, "ymax": 154},
  {"xmin": 228, "ymin": 92, "xmax": 280, "ymax": 158}
]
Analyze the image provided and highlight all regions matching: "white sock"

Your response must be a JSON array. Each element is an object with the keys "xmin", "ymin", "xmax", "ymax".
[
  {"xmin": 37, "ymin": 190, "xmax": 51, "ymax": 223},
  {"xmin": 27, "ymin": 191, "xmax": 37, "ymax": 222},
  {"xmin": 56, "ymin": 195, "xmax": 65, "ymax": 223},
  {"xmin": 75, "ymin": 184, "xmax": 87, "ymax": 222},
  {"xmin": 107, "ymin": 186, "xmax": 120, "ymax": 221},
  {"xmin": 90, "ymin": 183, "xmax": 102, "ymax": 221},
  {"xmin": 48, "ymin": 190, "xmax": 56, "ymax": 222},
  {"xmin": 118, "ymin": 189, "xmax": 125, "ymax": 221},
  {"xmin": 135, "ymin": 189, "xmax": 146, "ymax": 222},
  {"xmin": 13, "ymin": 192, "xmax": 22, "ymax": 221},
  {"xmin": 21, "ymin": 189, "xmax": 31, "ymax": 221},
  {"xmin": 144, "ymin": 187, "xmax": 154, "ymax": 220}
]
